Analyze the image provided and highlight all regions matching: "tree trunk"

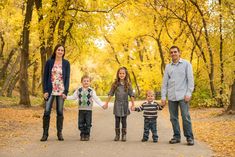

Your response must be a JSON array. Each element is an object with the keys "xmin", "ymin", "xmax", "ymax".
[
  {"xmin": 7, "ymin": 73, "xmax": 19, "ymax": 97},
  {"xmin": 104, "ymin": 35, "xmax": 121, "ymax": 64},
  {"xmin": 57, "ymin": 0, "xmax": 70, "ymax": 45},
  {"xmin": 31, "ymin": 60, "xmax": 39, "ymax": 96},
  {"xmin": 153, "ymin": 13, "xmax": 165, "ymax": 76},
  {"xmin": 193, "ymin": 56, "xmax": 201, "ymax": 92},
  {"xmin": 19, "ymin": 0, "xmax": 34, "ymax": 107},
  {"xmin": 190, "ymin": 43, "xmax": 196, "ymax": 63},
  {"xmin": 156, "ymin": 38, "xmax": 165, "ymax": 76},
  {"xmin": 45, "ymin": 0, "xmax": 59, "ymax": 58},
  {"xmin": 136, "ymin": 38, "xmax": 144, "ymax": 62},
  {"xmin": 189, "ymin": 0, "xmax": 216, "ymax": 98},
  {"xmin": 35, "ymin": 0, "xmax": 46, "ymax": 93},
  {"xmin": 227, "ymin": 79, "xmax": 235, "ymax": 111},
  {"xmin": 131, "ymin": 71, "xmax": 140, "ymax": 96},
  {"xmin": 0, "ymin": 47, "xmax": 17, "ymax": 81},
  {"xmin": 0, "ymin": 54, "xmax": 20, "ymax": 96},
  {"xmin": 0, "ymin": 31, "xmax": 5, "ymax": 59},
  {"xmin": 219, "ymin": 0, "xmax": 224, "ymax": 97},
  {"xmin": 62, "ymin": 19, "xmax": 75, "ymax": 45},
  {"xmin": 58, "ymin": 15, "xmax": 66, "ymax": 45},
  {"xmin": 6, "ymin": 60, "xmax": 35, "ymax": 97}
]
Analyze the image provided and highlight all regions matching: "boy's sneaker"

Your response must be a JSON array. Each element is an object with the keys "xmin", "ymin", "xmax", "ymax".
[
  {"xmin": 153, "ymin": 139, "xmax": 158, "ymax": 143},
  {"xmin": 141, "ymin": 138, "xmax": 148, "ymax": 142},
  {"xmin": 84, "ymin": 135, "xmax": 90, "ymax": 141},
  {"xmin": 169, "ymin": 138, "xmax": 181, "ymax": 144},
  {"xmin": 80, "ymin": 135, "xmax": 85, "ymax": 141},
  {"xmin": 187, "ymin": 138, "xmax": 194, "ymax": 146}
]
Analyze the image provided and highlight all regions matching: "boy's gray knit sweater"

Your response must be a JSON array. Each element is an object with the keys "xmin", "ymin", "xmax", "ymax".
[{"xmin": 67, "ymin": 87, "xmax": 103, "ymax": 110}]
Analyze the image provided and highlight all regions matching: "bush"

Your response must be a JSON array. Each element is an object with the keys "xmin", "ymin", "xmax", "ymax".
[{"xmin": 191, "ymin": 90, "xmax": 230, "ymax": 108}]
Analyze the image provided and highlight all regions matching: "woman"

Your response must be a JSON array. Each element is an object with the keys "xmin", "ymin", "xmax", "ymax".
[{"xmin": 40, "ymin": 44, "xmax": 70, "ymax": 141}]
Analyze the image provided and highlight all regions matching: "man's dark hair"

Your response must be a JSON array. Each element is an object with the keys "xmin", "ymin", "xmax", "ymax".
[{"xmin": 170, "ymin": 45, "xmax": 180, "ymax": 52}]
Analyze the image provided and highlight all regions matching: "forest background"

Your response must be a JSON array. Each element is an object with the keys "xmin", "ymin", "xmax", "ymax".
[
  {"xmin": 0, "ymin": 0, "xmax": 234, "ymax": 109},
  {"xmin": 0, "ymin": 1, "xmax": 235, "ymax": 157}
]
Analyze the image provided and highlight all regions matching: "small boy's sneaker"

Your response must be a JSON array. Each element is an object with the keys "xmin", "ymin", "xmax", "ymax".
[
  {"xmin": 153, "ymin": 139, "xmax": 158, "ymax": 143},
  {"xmin": 141, "ymin": 138, "xmax": 148, "ymax": 142},
  {"xmin": 80, "ymin": 135, "xmax": 85, "ymax": 141},
  {"xmin": 84, "ymin": 135, "xmax": 90, "ymax": 141}
]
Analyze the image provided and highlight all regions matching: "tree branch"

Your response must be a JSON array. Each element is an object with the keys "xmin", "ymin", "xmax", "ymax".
[{"xmin": 68, "ymin": 0, "xmax": 127, "ymax": 13}]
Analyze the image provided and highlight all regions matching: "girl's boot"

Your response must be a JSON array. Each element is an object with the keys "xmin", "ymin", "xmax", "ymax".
[
  {"xmin": 121, "ymin": 128, "xmax": 126, "ymax": 142},
  {"xmin": 114, "ymin": 128, "xmax": 120, "ymax": 141}
]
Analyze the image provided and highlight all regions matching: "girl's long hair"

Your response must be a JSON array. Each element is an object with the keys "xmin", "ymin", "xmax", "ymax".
[
  {"xmin": 111, "ymin": 67, "xmax": 131, "ymax": 92},
  {"xmin": 51, "ymin": 44, "xmax": 65, "ymax": 59}
]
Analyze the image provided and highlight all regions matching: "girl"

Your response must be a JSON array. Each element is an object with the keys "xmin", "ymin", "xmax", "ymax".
[
  {"xmin": 40, "ymin": 44, "xmax": 70, "ymax": 142},
  {"xmin": 104, "ymin": 67, "xmax": 135, "ymax": 142}
]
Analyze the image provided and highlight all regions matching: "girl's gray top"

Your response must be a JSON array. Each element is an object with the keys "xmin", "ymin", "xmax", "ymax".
[{"xmin": 108, "ymin": 83, "xmax": 135, "ymax": 117}]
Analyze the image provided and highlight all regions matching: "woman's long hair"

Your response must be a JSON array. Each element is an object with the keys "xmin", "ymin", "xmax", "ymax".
[
  {"xmin": 51, "ymin": 44, "xmax": 65, "ymax": 59},
  {"xmin": 111, "ymin": 67, "xmax": 131, "ymax": 92}
]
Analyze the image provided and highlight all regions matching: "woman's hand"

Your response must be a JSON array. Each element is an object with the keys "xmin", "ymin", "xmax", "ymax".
[
  {"xmin": 102, "ymin": 102, "xmax": 108, "ymax": 109},
  {"xmin": 62, "ymin": 94, "xmax": 67, "ymax": 99},
  {"xmin": 44, "ymin": 93, "xmax": 49, "ymax": 100}
]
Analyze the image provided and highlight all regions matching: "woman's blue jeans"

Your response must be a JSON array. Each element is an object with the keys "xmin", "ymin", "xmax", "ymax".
[
  {"xmin": 44, "ymin": 95, "xmax": 64, "ymax": 117},
  {"xmin": 43, "ymin": 95, "xmax": 64, "ymax": 132}
]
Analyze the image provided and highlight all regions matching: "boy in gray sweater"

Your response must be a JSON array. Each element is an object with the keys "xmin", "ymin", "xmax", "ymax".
[{"xmin": 67, "ymin": 75, "xmax": 105, "ymax": 141}]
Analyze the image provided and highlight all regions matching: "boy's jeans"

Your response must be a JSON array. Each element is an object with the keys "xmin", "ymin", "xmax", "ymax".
[
  {"xmin": 143, "ymin": 118, "xmax": 158, "ymax": 140},
  {"xmin": 78, "ymin": 110, "xmax": 92, "ymax": 137},
  {"xmin": 168, "ymin": 100, "xmax": 194, "ymax": 140}
]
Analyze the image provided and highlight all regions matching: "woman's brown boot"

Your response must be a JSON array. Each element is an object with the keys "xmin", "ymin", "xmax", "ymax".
[{"xmin": 40, "ymin": 116, "xmax": 50, "ymax": 142}]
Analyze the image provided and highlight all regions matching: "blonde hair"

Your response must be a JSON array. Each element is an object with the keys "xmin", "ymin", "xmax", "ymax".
[
  {"xmin": 81, "ymin": 75, "xmax": 91, "ymax": 82},
  {"xmin": 146, "ymin": 90, "xmax": 155, "ymax": 96}
]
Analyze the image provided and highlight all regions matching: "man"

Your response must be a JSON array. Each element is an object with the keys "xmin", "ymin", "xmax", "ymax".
[{"xmin": 161, "ymin": 46, "xmax": 194, "ymax": 146}]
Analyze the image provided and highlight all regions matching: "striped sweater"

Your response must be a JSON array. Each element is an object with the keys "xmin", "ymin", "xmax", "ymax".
[{"xmin": 135, "ymin": 101, "xmax": 163, "ymax": 118}]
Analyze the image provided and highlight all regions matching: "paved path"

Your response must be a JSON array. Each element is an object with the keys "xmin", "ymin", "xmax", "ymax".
[{"xmin": 0, "ymin": 104, "xmax": 213, "ymax": 157}]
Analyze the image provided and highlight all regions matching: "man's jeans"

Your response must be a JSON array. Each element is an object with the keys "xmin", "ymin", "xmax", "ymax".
[
  {"xmin": 168, "ymin": 100, "xmax": 194, "ymax": 140},
  {"xmin": 78, "ymin": 110, "xmax": 92, "ymax": 136},
  {"xmin": 143, "ymin": 118, "xmax": 158, "ymax": 140}
]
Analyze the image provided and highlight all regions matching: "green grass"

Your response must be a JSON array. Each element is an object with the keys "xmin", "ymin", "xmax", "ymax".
[
  {"xmin": 0, "ymin": 96, "xmax": 45, "ymax": 107},
  {"xmin": 0, "ymin": 96, "xmax": 19, "ymax": 106}
]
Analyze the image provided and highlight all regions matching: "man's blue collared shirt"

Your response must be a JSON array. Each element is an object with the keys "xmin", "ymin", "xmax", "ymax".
[{"xmin": 161, "ymin": 58, "xmax": 194, "ymax": 101}]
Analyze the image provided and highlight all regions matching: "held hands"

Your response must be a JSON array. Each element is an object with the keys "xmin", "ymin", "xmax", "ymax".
[
  {"xmin": 161, "ymin": 99, "xmax": 166, "ymax": 106},
  {"xmin": 62, "ymin": 94, "xmax": 67, "ymax": 99},
  {"xmin": 130, "ymin": 105, "xmax": 135, "ymax": 111},
  {"xmin": 102, "ymin": 102, "xmax": 108, "ymax": 110},
  {"xmin": 184, "ymin": 96, "xmax": 191, "ymax": 102}
]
